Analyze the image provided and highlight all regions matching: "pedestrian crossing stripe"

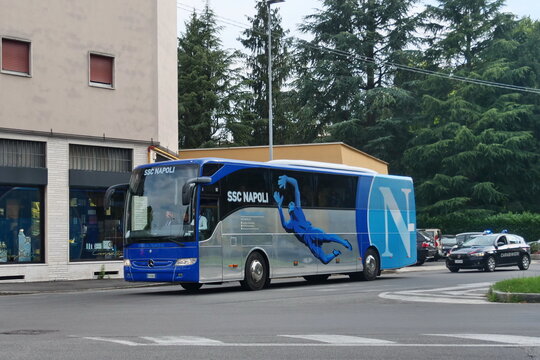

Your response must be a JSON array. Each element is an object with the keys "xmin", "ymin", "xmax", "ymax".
[
  {"xmin": 429, "ymin": 334, "xmax": 540, "ymax": 346},
  {"xmin": 141, "ymin": 336, "xmax": 223, "ymax": 346},
  {"xmin": 81, "ymin": 334, "xmax": 540, "ymax": 347}
]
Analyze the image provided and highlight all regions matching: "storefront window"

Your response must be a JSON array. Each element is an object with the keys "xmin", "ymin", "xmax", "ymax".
[
  {"xmin": 69, "ymin": 188, "xmax": 124, "ymax": 261},
  {"xmin": 0, "ymin": 186, "xmax": 44, "ymax": 263}
]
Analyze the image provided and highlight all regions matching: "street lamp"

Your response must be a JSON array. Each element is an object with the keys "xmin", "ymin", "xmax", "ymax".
[{"xmin": 267, "ymin": 0, "xmax": 285, "ymax": 161}]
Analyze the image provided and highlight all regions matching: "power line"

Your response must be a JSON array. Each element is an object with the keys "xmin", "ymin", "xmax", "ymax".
[{"xmin": 176, "ymin": 2, "xmax": 540, "ymax": 95}]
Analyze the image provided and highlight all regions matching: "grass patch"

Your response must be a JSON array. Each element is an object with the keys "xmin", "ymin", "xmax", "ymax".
[{"xmin": 491, "ymin": 276, "xmax": 540, "ymax": 294}]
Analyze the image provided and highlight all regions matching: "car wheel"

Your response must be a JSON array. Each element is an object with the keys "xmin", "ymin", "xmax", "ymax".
[
  {"xmin": 484, "ymin": 256, "xmax": 496, "ymax": 272},
  {"xmin": 180, "ymin": 283, "xmax": 202, "ymax": 292},
  {"xmin": 240, "ymin": 252, "xmax": 269, "ymax": 291},
  {"xmin": 447, "ymin": 266, "xmax": 459, "ymax": 273},
  {"xmin": 416, "ymin": 258, "xmax": 425, "ymax": 266},
  {"xmin": 518, "ymin": 254, "xmax": 530, "ymax": 270},
  {"xmin": 304, "ymin": 274, "xmax": 330, "ymax": 283}
]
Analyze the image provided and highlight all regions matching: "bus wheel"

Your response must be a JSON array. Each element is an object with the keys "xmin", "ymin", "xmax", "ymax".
[
  {"xmin": 180, "ymin": 283, "xmax": 202, "ymax": 292},
  {"xmin": 361, "ymin": 249, "xmax": 380, "ymax": 281},
  {"xmin": 241, "ymin": 252, "xmax": 268, "ymax": 291},
  {"xmin": 304, "ymin": 274, "xmax": 330, "ymax": 283}
]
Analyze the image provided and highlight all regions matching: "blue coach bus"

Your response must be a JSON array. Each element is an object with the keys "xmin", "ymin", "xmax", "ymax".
[{"xmin": 106, "ymin": 158, "xmax": 416, "ymax": 291}]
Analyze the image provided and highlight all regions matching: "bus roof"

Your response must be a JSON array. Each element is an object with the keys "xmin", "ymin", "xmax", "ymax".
[{"xmin": 136, "ymin": 157, "xmax": 410, "ymax": 179}]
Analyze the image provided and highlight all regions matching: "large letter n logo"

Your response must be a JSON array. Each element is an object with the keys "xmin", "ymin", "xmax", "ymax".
[{"xmin": 378, "ymin": 187, "xmax": 413, "ymax": 258}]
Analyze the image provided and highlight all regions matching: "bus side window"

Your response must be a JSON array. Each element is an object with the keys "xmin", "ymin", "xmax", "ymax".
[
  {"xmin": 316, "ymin": 174, "xmax": 357, "ymax": 209},
  {"xmin": 270, "ymin": 170, "xmax": 315, "ymax": 208},
  {"xmin": 199, "ymin": 197, "xmax": 218, "ymax": 241}
]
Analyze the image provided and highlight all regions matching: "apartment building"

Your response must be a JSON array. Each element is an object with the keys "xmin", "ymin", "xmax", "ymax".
[{"xmin": 0, "ymin": 0, "xmax": 178, "ymax": 281}]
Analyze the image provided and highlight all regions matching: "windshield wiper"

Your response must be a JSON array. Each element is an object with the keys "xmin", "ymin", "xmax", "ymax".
[{"xmin": 150, "ymin": 236, "xmax": 187, "ymax": 246}]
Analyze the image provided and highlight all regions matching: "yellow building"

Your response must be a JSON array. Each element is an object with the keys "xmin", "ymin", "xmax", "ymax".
[{"xmin": 178, "ymin": 142, "xmax": 388, "ymax": 174}]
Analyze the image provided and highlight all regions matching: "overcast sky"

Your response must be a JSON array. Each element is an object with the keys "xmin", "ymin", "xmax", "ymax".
[{"xmin": 176, "ymin": 0, "xmax": 540, "ymax": 51}]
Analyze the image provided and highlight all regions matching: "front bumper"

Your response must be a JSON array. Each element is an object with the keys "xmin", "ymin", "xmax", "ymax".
[{"xmin": 446, "ymin": 256, "xmax": 485, "ymax": 269}]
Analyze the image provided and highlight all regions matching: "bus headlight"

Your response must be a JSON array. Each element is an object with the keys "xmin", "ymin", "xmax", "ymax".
[
  {"xmin": 124, "ymin": 259, "xmax": 131, "ymax": 266},
  {"xmin": 175, "ymin": 258, "xmax": 197, "ymax": 266}
]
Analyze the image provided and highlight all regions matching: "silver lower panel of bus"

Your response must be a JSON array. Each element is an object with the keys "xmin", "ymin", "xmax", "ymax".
[{"xmin": 199, "ymin": 207, "xmax": 360, "ymax": 283}]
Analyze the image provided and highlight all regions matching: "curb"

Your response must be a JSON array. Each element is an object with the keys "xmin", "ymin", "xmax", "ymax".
[
  {"xmin": 383, "ymin": 265, "xmax": 447, "ymax": 274},
  {"xmin": 0, "ymin": 282, "xmax": 170, "ymax": 296},
  {"xmin": 492, "ymin": 289, "xmax": 540, "ymax": 303}
]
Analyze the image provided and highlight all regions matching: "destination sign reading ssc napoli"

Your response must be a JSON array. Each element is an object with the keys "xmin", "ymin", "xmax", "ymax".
[
  {"xmin": 144, "ymin": 167, "xmax": 176, "ymax": 176},
  {"xmin": 227, "ymin": 191, "xmax": 269, "ymax": 203}
]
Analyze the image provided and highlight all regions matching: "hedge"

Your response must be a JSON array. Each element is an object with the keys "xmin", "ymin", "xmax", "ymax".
[{"xmin": 417, "ymin": 211, "xmax": 540, "ymax": 242}]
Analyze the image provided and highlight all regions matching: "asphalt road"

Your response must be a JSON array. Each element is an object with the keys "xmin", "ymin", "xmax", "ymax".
[{"xmin": 1, "ymin": 261, "xmax": 539, "ymax": 360}]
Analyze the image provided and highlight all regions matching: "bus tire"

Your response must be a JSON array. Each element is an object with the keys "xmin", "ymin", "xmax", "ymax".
[
  {"xmin": 241, "ymin": 252, "xmax": 268, "ymax": 291},
  {"xmin": 180, "ymin": 283, "xmax": 202, "ymax": 292},
  {"xmin": 360, "ymin": 248, "xmax": 380, "ymax": 281},
  {"xmin": 349, "ymin": 248, "xmax": 379, "ymax": 281}
]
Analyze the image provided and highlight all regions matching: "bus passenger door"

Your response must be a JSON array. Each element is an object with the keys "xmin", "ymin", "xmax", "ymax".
[{"xmin": 198, "ymin": 193, "xmax": 223, "ymax": 282}]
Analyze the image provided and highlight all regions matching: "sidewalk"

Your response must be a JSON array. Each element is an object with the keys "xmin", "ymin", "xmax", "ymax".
[{"xmin": 0, "ymin": 278, "xmax": 168, "ymax": 296}]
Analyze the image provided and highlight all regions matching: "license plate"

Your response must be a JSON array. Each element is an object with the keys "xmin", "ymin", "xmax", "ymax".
[
  {"xmin": 455, "ymin": 259, "xmax": 463, "ymax": 264},
  {"xmin": 147, "ymin": 273, "xmax": 156, "ymax": 279}
]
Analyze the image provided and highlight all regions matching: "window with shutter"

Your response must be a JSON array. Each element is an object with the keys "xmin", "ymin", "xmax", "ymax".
[
  {"xmin": 1, "ymin": 38, "xmax": 31, "ymax": 75},
  {"xmin": 89, "ymin": 53, "xmax": 114, "ymax": 88}
]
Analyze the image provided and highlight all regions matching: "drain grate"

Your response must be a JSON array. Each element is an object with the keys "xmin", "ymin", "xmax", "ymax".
[{"xmin": 0, "ymin": 330, "xmax": 59, "ymax": 335}]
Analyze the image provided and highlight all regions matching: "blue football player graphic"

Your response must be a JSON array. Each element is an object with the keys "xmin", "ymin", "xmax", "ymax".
[{"xmin": 273, "ymin": 175, "xmax": 352, "ymax": 264}]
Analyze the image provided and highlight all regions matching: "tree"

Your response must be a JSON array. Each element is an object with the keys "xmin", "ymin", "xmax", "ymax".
[
  {"xmin": 293, "ymin": 0, "xmax": 419, "ymax": 168},
  {"xmin": 178, "ymin": 5, "xmax": 240, "ymax": 148},
  {"xmin": 403, "ymin": 7, "xmax": 540, "ymax": 217},
  {"xmin": 232, "ymin": 0, "xmax": 294, "ymax": 146},
  {"xmin": 422, "ymin": 0, "xmax": 506, "ymax": 69}
]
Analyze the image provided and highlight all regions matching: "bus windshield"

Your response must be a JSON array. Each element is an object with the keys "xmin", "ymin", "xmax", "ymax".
[{"xmin": 125, "ymin": 164, "xmax": 198, "ymax": 244}]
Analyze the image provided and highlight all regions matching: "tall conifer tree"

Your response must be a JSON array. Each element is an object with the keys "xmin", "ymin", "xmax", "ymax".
[
  {"xmin": 293, "ymin": 0, "xmax": 418, "ymax": 167},
  {"xmin": 234, "ymin": 1, "xmax": 293, "ymax": 146},
  {"xmin": 178, "ymin": 5, "xmax": 240, "ymax": 148},
  {"xmin": 403, "ymin": 3, "xmax": 540, "ymax": 218}
]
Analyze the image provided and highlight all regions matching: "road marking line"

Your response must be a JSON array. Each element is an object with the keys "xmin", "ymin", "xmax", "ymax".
[
  {"xmin": 81, "ymin": 341, "xmax": 540, "ymax": 347},
  {"xmin": 430, "ymin": 334, "xmax": 540, "ymax": 346},
  {"xmin": 81, "ymin": 336, "xmax": 540, "ymax": 347},
  {"xmin": 379, "ymin": 291, "xmax": 491, "ymax": 304},
  {"xmin": 379, "ymin": 282, "xmax": 493, "ymax": 304},
  {"xmin": 400, "ymin": 282, "xmax": 492, "ymax": 293},
  {"xmin": 280, "ymin": 334, "xmax": 395, "ymax": 344},
  {"xmin": 141, "ymin": 336, "xmax": 223, "ymax": 346},
  {"xmin": 83, "ymin": 337, "xmax": 141, "ymax": 346}
]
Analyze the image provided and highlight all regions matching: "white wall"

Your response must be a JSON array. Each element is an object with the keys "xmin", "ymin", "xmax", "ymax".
[{"xmin": 0, "ymin": 0, "xmax": 178, "ymax": 151}]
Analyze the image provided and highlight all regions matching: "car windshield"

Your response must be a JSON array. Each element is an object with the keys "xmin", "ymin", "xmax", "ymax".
[
  {"xmin": 418, "ymin": 230, "xmax": 433, "ymax": 241},
  {"xmin": 461, "ymin": 235, "xmax": 496, "ymax": 247},
  {"xmin": 441, "ymin": 237, "xmax": 457, "ymax": 246},
  {"xmin": 456, "ymin": 233, "xmax": 480, "ymax": 243},
  {"xmin": 125, "ymin": 164, "xmax": 198, "ymax": 244}
]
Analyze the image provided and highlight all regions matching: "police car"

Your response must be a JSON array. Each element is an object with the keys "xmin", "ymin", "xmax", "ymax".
[{"xmin": 446, "ymin": 232, "xmax": 531, "ymax": 272}]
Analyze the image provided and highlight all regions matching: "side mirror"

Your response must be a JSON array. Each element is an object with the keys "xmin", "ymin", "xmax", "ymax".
[
  {"xmin": 104, "ymin": 183, "xmax": 129, "ymax": 210},
  {"xmin": 181, "ymin": 177, "xmax": 212, "ymax": 205}
]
